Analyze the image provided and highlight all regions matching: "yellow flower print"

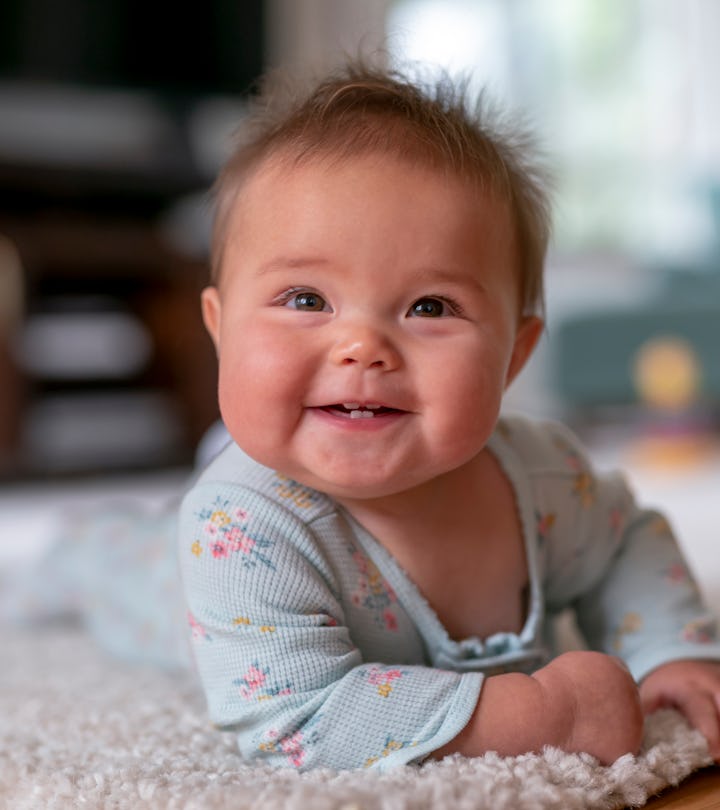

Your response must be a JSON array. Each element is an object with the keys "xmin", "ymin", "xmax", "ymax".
[
  {"xmin": 536, "ymin": 512, "xmax": 556, "ymax": 545},
  {"xmin": 573, "ymin": 472, "xmax": 595, "ymax": 508},
  {"xmin": 364, "ymin": 738, "xmax": 416, "ymax": 768},
  {"xmin": 274, "ymin": 475, "xmax": 319, "ymax": 509},
  {"xmin": 233, "ymin": 616, "xmax": 251, "ymax": 626},
  {"xmin": 614, "ymin": 612, "xmax": 643, "ymax": 652},
  {"xmin": 367, "ymin": 666, "xmax": 404, "ymax": 697},
  {"xmin": 260, "ymin": 625, "xmax": 277, "ymax": 633},
  {"xmin": 650, "ymin": 516, "xmax": 672, "ymax": 536},
  {"xmin": 210, "ymin": 510, "xmax": 231, "ymax": 527},
  {"xmin": 191, "ymin": 540, "xmax": 203, "ymax": 557},
  {"xmin": 682, "ymin": 616, "xmax": 718, "ymax": 644}
]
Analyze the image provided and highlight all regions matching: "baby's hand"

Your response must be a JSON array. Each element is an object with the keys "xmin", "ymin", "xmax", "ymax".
[
  {"xmin": 640, "ymin": 660, "xmax": 720, "ymax": 762},
  {"xmin": 431, "ymin": 650, "xmax": 643, "ymax": 764},
  {"xmin": 533, "ymin": 651, "xmax": 644, "ymax": 765}
]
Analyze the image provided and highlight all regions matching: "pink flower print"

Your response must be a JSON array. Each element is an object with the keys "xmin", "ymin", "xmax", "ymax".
[
  {"xmin": 238, "ymin": 664, "xmax": 268, "ymax": 699},
  {"xmin": 197, "ymin": 498, "xmax": 276, "ymax": 569},
  {"xmin": 609, "ymin": 508, "xmax": 625, "ymax": 539},
  {"xmin": 245, "ymin": 665, "xmax": 267, "ymax": 688},
  {"xmin": 260, "ymin": 729, "xmax": 308, "ymax": 768},
  {"xmin": 187, "ymin": 611, "xmax": 211, "ymax": 642},
  {"xmin": 210, "ymin": 539, "xmax": 229, "ymax": 558},
  {"xmin": 352, "ymin": 550, "xmax": 369, "ymax": 575},
  {"xmin": 280, "ymin": 731, "xmax": 305, "ymax": 767},
  {"xmin": 383, "ymin": 609, "xmax": 398, "ymax": 631},
  {"xmin": 664, "ymin": 562, "xmax": 689, "ymax": 584},
  {"xmin": 351, "ymin": 578, "xmax": 370, "ymax": 607},
  {"xmin": 225, "ymin": 526, "xmax": 256, "ymax": 554},
  {"xmin": 350, "ymin": 547, "xmax": 399, "ymax": 629},
  {"xmin": 235, "ymin": 665, "xmax": 293, "ymax": 702},
  {"xmin": 367, "ymin": 666, "xmax": 404, "ymax": 697},
  {"xmin": 238, "ymin": 535, "xmax": 256, "ymax": 553}
]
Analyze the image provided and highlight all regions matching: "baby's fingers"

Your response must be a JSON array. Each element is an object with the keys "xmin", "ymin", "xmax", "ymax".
[{"xmin": 676, "ymin": 690, "xmax": 720, "ymax": 762}]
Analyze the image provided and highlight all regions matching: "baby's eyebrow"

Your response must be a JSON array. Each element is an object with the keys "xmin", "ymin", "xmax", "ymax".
[
  {"xmin": 412, "ymin": 265, "xmax": 488, "ymax": 294},
  {"xmin": 256, "ymin": 256, "xmax": 330, "ymax": 275}
]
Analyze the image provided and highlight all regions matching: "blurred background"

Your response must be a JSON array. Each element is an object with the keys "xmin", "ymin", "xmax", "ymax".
[{"xmin": 0, "ymin": 1, "xmax": 719, "ymax": 606}]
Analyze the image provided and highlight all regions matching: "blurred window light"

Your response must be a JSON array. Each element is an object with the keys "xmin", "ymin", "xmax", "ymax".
[
  {"xmin": 388, "ymin": 0, "xmax": 508, "ymax": 97},
  {"xmin": 386, "ymin": 0, "xmax": 720, "ymax": 264},
  {"xmin": 16, "ymin": 307, "xmax": 152, "ymax": 380},
  {"xmin": 22, "ymin": 391, "xmax": 183, "ymax": 472}
]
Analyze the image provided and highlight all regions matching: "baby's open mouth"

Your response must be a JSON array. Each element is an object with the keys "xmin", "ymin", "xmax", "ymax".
[{"xmin": 322, "ymin": 402, "xmax": 402, "ymax": 420}]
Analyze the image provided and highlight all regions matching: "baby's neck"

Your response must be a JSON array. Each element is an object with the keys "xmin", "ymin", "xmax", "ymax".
[
  {"xmin": 337, "ymin": 447, "xmax": 505, "ymax": 555},
  {"xmin": 338, "ymin": 445, "xmax": 528, "ymax": 641}
]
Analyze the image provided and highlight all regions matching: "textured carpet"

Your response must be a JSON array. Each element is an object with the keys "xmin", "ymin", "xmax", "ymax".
[{"xmin": 0, "ymin": 626, "xmax": 712, "ymax": 810}]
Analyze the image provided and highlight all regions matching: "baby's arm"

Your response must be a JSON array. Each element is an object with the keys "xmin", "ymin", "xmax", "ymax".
[
  {"xmin": 431, "ymin": 651, "xmax": 644, "ymax": 765},
  {"xmin": 179, "ymin": 482, "xmax": 487, "ymax": 771},
  {"xmin": 525, "ymin": 421, "xmax": 720, "ymax": 758},
  {"xmin": 640, "ymin": 660, "xmax": 720, "ymax": 761}
]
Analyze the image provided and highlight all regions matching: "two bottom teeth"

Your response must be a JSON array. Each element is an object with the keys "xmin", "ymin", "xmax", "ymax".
[
  {"xmin": 349, "ymin": 409, "xmax": 375, "ymax": 419},
  {"xmin": 343, "ymin": 402, "xmax": 379, "ymax": 419}
]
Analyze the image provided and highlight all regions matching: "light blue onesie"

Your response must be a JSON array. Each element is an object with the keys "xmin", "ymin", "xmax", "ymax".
[{"xmin": 179, "ymin": 415, "xmax": 720, "ymax": 771}]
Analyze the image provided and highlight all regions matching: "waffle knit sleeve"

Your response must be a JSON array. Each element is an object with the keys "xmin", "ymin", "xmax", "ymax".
[
  {"xmin": 179, "ymin": 481, "xmax": 483, "ymax": 771},
  {"xmin": 533, "ymin": 421, "xmax": 720, "ymax": 681}
]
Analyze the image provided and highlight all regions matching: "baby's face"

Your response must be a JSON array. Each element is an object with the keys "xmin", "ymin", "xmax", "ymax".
[{"xmin": 203, "ymin": 153, "xmax": 540, "ymax": 500}]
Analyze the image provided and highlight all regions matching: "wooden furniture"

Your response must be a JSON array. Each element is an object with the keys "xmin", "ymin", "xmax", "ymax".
[
  {"xmin": 640, "ymin": 766, "xmax": 720, "ymax": 809},
  {"xmin": 0, "ymin": 160, "xmax": 219, "ymax": 478}
]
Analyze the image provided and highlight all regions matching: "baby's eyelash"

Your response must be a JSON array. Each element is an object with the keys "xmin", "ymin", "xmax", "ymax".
[
  {"xmin": 419, "ymin": 295, "xmax": 466, "ymax": 317},
  {"xmin": 437, "ymin": 295, "xmax": 465, "ymax": 316},
  {"xmin": 273, "ymin": 287, "xmax": 314, "ymax": 305},
  {"xmin": 272, "ymin": 287, "xmax": 329, "ymax": 312}
]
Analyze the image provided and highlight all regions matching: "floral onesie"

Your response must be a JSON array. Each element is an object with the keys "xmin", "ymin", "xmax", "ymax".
[{"xmin": 179, "ymin": 415, "xmax": 720, "ymax": 771}]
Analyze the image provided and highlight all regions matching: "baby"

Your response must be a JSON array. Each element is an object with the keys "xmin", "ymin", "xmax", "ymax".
[{"xmin": 179, "ymin": 62, "xmax": 720, "ymax": 771}]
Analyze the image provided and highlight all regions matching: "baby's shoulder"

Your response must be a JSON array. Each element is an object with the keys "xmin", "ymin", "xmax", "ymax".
[
  {"xmin": 494, "ymin": 414, "xmax": 592, "ymax": 475},
  {"xmin": 185, "ymin": 441, "xmax": 337, "ymax": 525}
]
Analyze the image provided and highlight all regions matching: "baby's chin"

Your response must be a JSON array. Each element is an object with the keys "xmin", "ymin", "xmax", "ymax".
[
  {"xmin": 280, "ymin": 467, "xmax": 413, "ymax": 501},
  {"xmin": 242, "ymin": 449, "xmax": 418, "ymax": 501}
]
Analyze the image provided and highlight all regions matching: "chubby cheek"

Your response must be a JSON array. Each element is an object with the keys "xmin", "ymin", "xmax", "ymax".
[
  {"xmin": 428, "ymin": 350, "xmax": 507, "ymax": 453},
  {"xmin": 215, "ymin": 328, "xmax": 307, "ymax": 456}
]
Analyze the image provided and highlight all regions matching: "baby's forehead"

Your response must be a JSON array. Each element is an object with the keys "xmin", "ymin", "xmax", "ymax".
[
  {"xmin": 234, "ymin": 146, "xmax": 510, "ymax": 211},
  {"xmin": 212, "ymin": 146, "xmax": 521, "ymax": 291}
]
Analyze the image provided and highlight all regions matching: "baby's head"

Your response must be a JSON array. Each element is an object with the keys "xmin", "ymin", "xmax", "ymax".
[
  {"xmin": 202, "ymin": 62, "xmax": 552, "ymax": 500},
  {"xmin": 210, "ymin": 62, "xmax": 551, "ymax": 317}
]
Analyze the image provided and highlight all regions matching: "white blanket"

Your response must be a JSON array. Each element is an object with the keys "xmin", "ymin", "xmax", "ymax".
[{"xmin": 0, "ymin": 625, "xmax": 712, "ymax": 810}]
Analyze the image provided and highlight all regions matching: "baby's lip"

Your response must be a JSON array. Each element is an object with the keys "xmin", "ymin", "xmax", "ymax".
[{"xmin": 311, "ymin": 402, "xmax": 408, "ymax": 417}]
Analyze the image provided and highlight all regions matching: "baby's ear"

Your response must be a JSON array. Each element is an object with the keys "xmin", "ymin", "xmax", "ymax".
[
  {"xmin": 201, "ymin": 286, "xmax": 222, "ymax": 353},
  {"xmin": 506, "ymin": 316, "xmax": 543, "ymax": 388}
]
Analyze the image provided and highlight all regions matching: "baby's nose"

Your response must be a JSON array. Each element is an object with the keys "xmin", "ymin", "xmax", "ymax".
[{"xmin": 329, "ymin": 324, "xmax": 401, "ymax": 370}]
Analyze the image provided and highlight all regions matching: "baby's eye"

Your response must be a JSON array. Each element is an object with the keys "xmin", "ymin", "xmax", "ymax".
[
  {"xmin": 284, "ymin": 290, "xmax": 329, "ymax": 312},
  {"xmin": 408, "ymin": 297, "xmax": 456, "ymax": 318}
]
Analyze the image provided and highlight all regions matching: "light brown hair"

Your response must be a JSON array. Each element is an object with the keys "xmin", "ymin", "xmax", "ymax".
[{"xmin": 210, "ymin": 61, "xmax": 552, "ymax": 315}]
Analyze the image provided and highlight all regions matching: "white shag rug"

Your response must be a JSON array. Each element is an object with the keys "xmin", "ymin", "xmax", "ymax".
[{"xmin": 0, "ymin": 626, "xmax": 712, "ymax": 810}]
